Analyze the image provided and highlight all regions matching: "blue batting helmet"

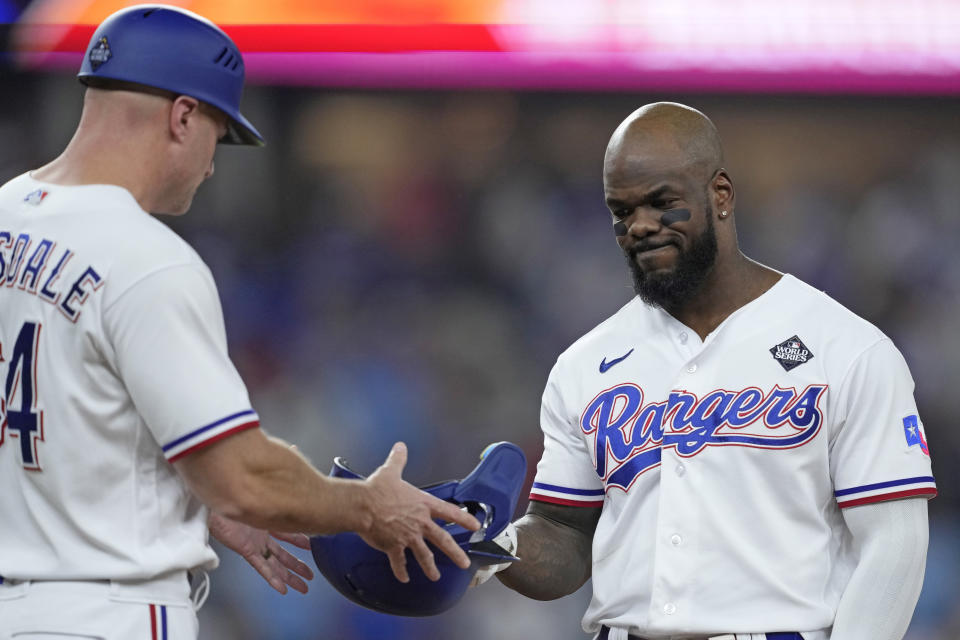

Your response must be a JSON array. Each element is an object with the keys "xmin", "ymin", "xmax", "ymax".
[
  {"xmin": 78, "ymin": 4, "xmax": 263, "ymax": 146},
  {"xmin": 310, "ymin": 442, "xmax": 527, "ymax": 617}
]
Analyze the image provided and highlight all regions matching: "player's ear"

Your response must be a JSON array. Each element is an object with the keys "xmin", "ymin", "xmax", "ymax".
[
  {"xmin": 711, "ymin": 169, "xmax": 735, "ymax": 216},
  {"xmin": 169, "ymin": 95, "xmax": 201, "ymax": 144}
]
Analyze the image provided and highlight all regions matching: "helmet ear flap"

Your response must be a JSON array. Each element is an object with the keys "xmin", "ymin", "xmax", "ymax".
[{"xmin": 310, "ymin": 442, "xmax": 527, "ymax": 616}]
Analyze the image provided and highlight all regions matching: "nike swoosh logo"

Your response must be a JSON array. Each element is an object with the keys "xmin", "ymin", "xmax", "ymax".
[{"xmin": 599, "ymin": 348, "xmax": 634, "ymax": 373}]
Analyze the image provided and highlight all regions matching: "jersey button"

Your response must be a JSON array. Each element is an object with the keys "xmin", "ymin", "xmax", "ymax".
[
  {"xmin": 687, "ymin": 363, "xmax": 698, "ymax": 373},
  {"xmin": 663, "ymin": 602, "xmax": 677, "ymax": 615},
  {"xmin": 670, "ymin": 534, "xmax": 682, "ymax": 546},
  {"xmin": 675, "ymin": 464, "xmax": 685, "ymax": 476},
  {"xmin": 679, "ymin": 332, "xmax": 688, "ymax": 344}
]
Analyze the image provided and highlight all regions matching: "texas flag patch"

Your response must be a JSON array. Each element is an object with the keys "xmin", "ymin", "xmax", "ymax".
[{"xmin": 903, "ymin": 415, "xmax": 929, "ymax": 455}]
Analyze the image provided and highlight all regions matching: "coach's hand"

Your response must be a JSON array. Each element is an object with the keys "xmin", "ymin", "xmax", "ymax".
[
  {"xmin": 360, "ymin": 442, "xmax": 480, "ymax": 583},
  {"xmin": 208, "ymin": 512, "xmax": 314, "ymax": 594}
]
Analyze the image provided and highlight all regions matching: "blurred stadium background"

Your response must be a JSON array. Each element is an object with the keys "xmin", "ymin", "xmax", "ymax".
[{"xmin": 2, "ymin": 0, "xmax": 959, "ymax": 638}]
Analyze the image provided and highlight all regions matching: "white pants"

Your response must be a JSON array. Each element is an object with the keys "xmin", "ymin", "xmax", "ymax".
[{"xmin": 0, "ymin": 579, "xmax": 198, "ymax": 640}]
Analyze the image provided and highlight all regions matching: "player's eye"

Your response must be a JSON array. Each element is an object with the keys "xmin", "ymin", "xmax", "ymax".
[{"xmin": 611, "ymin": 207, "xmax": 632, "ymax": 220}]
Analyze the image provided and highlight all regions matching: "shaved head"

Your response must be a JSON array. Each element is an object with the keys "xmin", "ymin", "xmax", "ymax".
[
  {"xmin": 603, "ymin": 102, "xmax": 738, "ymax": 311},
  {"xmin": 600, "ymin": 102, "xmax": 780, "ymax": 326},
  {"xmin": 79, "ymin": 86, "xmax": 174, "ymax": 139},
  {"xmin": 605, "ymin": 102, "xmax": 724, "ymax": 185},
  {"xmin": 34, "ymin": 84, "xmax": 228, "ymax": 215}
]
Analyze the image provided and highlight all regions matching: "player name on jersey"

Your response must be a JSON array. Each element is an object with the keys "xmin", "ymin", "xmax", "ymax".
[
  {"xmin": 580, "ymin": 383, "xmax": 827, "ymax": 491},
  {"xmin": 0, "ymin": 230, "xmax": 103, "ymax": 323}
]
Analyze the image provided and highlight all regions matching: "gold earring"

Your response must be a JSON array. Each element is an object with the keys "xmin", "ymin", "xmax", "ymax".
[{"xmin": 719, "ymin": 210, "xmax": 729, "ymax": 218}]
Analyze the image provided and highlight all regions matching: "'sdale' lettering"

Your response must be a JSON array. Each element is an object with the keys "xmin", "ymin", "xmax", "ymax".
[
  {"xmin": 0, "ymin": 231, "xmax": 102, "ymax": 322},
  {"xmin": 581, "ymin": 384, "xmax": 827, "ymax": 491}
]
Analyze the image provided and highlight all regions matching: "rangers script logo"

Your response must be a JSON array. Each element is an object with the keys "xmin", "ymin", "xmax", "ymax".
[{"xmin": 580, "ymin": 384, "xmax": 828, "ymax": 491}]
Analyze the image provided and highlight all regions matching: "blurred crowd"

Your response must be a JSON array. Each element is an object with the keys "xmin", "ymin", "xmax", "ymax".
[{"xmin": 1, "ymin": 70, "xmax": 958, "ymax": 639}]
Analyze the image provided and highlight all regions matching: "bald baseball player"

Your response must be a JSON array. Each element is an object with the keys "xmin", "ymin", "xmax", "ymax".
[
  {"xmin": 0, "ymin": 6, "xmax": 477, "ymax": 638},
  {"xmin": 474, "ymin": 103, "xmax": 935, "ymax": 640}
]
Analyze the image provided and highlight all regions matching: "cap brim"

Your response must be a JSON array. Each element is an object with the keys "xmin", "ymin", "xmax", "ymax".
[{"xmin": 222, "ymin": 111, "xmax": 264, "ymax": 147}]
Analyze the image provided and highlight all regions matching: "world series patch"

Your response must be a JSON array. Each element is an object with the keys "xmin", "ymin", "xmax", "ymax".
[
  {"xmin": 89, "ymin": 36, "xmax": 112, "ymax": 70},
  {"xmin": 770, "ymin": 335, "xmax": 814, "ymax": 371}
]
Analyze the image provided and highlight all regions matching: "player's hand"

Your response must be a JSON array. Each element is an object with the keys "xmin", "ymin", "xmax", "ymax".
[
  {"xmin": 359, "ymin": 442, "xmax": 481, "ymax": 584},
  {"xmin": 208, "ymin": 511, "xmax": 314, "ymax": 594}
]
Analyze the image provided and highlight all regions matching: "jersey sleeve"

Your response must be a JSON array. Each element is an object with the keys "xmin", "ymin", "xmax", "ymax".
[
  {"xmin": 829, "ymin": 338, "xmax": 936, "ymax": 509},
  {"xmin": 103, "ymin": 264, "xmax": 259, "ymax": 462},
  {"xmin": 529, "ymin": 359, "xmax": 605, "ymax": 507}
]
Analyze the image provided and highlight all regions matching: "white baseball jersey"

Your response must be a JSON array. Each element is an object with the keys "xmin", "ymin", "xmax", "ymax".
[
  {"xmin": 530, "ymin": 273, "xmax": 936, "ymax": 639},
  {"xmin": 0, "ymin": 173, "xmax": 259, "ymax": 585}
]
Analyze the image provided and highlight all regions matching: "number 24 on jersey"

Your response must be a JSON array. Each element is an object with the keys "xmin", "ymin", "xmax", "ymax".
[{"xmin": 1, "ymin": 321, "xmax": 45, "ymax": 471}]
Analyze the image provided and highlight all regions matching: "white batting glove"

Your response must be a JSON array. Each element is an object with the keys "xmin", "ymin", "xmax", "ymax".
[{"xmin": 469, "ymin": 522, "xmax": 518, "ymax": 587}]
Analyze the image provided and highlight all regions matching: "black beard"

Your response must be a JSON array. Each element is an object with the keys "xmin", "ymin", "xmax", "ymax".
[{"xmin": 625, "ymin": 211, "xmax": 718, "ymax": 309}]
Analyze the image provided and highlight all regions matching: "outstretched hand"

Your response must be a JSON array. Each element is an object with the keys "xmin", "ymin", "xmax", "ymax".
[
  {"xmin": 208, "ymin": 511, "xmax": 315, "ymax": 594},
  {"xmin": 360, "ymin": 442, "xmax": 481, "ymax": 584}
]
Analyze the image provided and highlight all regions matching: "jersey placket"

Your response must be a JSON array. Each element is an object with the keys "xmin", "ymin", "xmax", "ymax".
[{"xmin": 646, "ymin": 322, "xmax": 706, "ymax": 631}]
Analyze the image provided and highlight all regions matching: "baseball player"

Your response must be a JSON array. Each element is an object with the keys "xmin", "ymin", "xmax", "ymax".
[
  {"xmin": 475, "ymin": 103, "xmax": 936, "ymax": 640},
  {"xmin": 0, "ymin": 6, "xmax": 477, "ymax": 639}
]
